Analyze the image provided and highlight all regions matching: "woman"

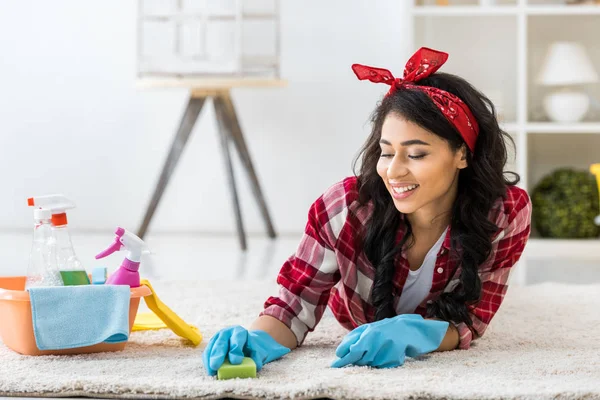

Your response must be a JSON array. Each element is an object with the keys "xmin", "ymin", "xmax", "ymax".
[{"xmin": 203, "ymin": 47, "xmax": 532, "ymax": 374}]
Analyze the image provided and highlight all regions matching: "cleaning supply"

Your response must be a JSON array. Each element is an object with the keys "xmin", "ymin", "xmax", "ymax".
[
  {"xmin": 0, "ymin": 278, "xmax": 151, "ymax": 356},
  {"xmin": 28, "ymin": 285, "xmax": 130, "ymax": 350},
  {"xmin": 202, "ymin": 325, "xmax": 290, "ymax": 376},
  {"xmin": 133, "ymin": 311, "xmax": 168, "ymax": 331},
  {"xmin": 591, "ymin": 163, "xmax": 600, "ymax": 226},
  {"xmin": 218, "ymin": 357, "xmax": 257, "ymax": 380},
  {"xmin": 92, "ymin": 267, "xmax": 107, "ymax": 285},
  {"xmin": 96, "ymin": 227, "xmax": 148, "ymax": 288},
  {"xmin": 60, "ymin": 271, "xmax": 91, "ymax": 286},
  {"xmin": 139, "ymin": 279, "xmax": 202, "ymax": 344},
  {"xmin": 27, "ymin": 195, "xmax": 86, "ymax": 281},
  {"xmin": 331, "ymin": 314, "xmax": 449, "ymax": 369},
  {"xmin": 25, "ymin": 208, "xmax": 63, "ymax": 289}
]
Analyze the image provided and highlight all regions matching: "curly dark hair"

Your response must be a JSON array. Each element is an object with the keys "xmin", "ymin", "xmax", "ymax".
[{"xmin": 352, "ymin": 72, "xmax": 519, "ymax": 329}]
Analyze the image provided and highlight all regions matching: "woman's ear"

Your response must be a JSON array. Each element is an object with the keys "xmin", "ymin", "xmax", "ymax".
[{"xmin": 457, "ymin": 145, "xmax": 468, "ymax": 169}]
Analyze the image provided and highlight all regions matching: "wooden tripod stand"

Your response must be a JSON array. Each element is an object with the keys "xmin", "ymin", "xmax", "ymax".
[{"xmin": 137, "ymin": 78, "xmax": 285, "ymax": 250}]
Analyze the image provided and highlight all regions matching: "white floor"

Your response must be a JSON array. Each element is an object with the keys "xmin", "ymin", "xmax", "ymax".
[
  {"xmin": 2, "ymin": 231, "xmax": 600, "ymax": 286},
  {"xmin": 0, "ymin": 232, "xmax": 302, "ymax": 283}
]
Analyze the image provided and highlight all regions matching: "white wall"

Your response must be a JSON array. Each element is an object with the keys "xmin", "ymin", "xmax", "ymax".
[{"xmin": 0, "ymin": 0, "xmax": 412, "ymax": 235}]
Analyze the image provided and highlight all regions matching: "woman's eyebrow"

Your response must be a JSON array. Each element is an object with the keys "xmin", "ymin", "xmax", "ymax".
[{"xmin": 379, "ymin": 138, "xmax": 430, "ymax": 146}]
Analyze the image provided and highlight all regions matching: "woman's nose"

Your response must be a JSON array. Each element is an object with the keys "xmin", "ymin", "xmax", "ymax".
[{"xmin": 388, "ymin": 157, "xmax": 409, "ymax": 178}]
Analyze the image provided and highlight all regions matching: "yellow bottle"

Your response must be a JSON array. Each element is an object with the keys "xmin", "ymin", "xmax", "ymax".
[{"xmin": 590, "ymin": 164, "xmax": 600, "ymax": 226}]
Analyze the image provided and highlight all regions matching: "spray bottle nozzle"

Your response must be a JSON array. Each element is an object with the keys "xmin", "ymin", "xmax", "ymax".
[
  {"xmin": 95, "ymin": 238, "xmax": 123, "ymax": 259},
  {"xmin": 96, "ymin": 227, "xmax": 148, "ymax": 263},
  {"xmin": 27, "ymin": 195, "xmax": 76, "ymax": 227},
  {"xmin": 95, "ymin": 227, "xmax": 127, "ymax": 259}
]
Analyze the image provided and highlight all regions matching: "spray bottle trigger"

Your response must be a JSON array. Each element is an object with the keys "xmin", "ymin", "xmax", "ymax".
[{"xmin": 95, "ymin": 238, "xmax": 123, "ymax": 259}]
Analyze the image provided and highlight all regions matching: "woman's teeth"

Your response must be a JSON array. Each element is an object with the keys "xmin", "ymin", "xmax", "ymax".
[{"xmin": 392, "ymin": 184, "xmax": 419, "ymax": 194}]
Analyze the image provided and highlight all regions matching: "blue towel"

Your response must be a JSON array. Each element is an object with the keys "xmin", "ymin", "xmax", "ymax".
[{"xmin": 28, "ymin": 285, "xmax": 130, "ymax": 350}]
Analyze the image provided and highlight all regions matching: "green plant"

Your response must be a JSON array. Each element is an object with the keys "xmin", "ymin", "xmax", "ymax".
[{"xmin": 531, "ymin": 168, "xmax": 600, "ymax": 238}]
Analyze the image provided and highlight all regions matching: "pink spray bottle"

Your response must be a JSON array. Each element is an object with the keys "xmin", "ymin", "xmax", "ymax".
[{"xmin": 95, "ymin": 227, "xmax": 149, "ymax": 288}]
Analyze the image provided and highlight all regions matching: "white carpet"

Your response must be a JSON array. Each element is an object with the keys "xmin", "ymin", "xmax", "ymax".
[{"xmin": 1, "ymin": 279, "xmax": 599, "ymax": 400}]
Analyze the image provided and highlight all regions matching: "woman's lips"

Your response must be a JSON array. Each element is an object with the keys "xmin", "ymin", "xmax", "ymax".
[{"xmin": 390, "ymin": 184, "xmax": 419, "ymax": 200}]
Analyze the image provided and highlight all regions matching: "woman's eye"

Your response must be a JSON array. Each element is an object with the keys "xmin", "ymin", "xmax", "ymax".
[{"xmin": 380, "ymin": 153, "xmax": 428, "ymax": 159}]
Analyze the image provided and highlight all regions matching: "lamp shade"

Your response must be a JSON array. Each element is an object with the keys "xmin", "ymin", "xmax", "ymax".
[{"xmin": 537, "ymin": 42, "xmax": 599, "ymax": 86}]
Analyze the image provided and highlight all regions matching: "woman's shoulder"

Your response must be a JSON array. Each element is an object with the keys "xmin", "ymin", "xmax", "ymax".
[
  {"xmin": 489, "ymin": 185, "xmax": 532, "ymax": 229},
  {"xmin": 316, "ymin": 176, "xmax": 371, "ymax": 224},
  {"xmin": 320, "ymin": 176, "xmax": 360, "ymax": 205},
  {"xmin": 502, "ymin": 185, "xmax": 532, "ymax": 214}
]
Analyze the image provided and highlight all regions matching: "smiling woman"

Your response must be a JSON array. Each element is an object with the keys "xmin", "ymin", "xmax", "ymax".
[
  {"xmin": 353, "ymin": 48, "xmax": 531, "ymax": 347},
  {"xmin": 202, "ymin": 47, "xmax": 532, "ymax": 374}
]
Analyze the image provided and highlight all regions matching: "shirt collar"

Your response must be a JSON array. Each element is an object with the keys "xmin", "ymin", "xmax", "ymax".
[{"xmin": 442, "ymin": 224, "xmax": 452, "ymax": 251}]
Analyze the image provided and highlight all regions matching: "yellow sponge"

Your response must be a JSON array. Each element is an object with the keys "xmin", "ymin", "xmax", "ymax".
[{"xmin": 217, "ymin": 357, "xmax": 257, "ymax": 380}]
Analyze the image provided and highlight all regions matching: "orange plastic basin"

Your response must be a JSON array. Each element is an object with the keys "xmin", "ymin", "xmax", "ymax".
[{"xmin": 0, "ymin": 276, "xmax": 151, "ymax": 356}]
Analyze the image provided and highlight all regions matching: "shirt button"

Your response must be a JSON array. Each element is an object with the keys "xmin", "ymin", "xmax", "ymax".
[
  {"xmin": 437, "ymin": 267, "xmax": 444, "ymax": 274},
  {"xmin": 427, "ymin": 300, "xmax": 433, "ymax": 304}
]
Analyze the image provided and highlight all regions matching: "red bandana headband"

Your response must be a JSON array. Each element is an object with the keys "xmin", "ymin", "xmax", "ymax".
[{"xmin": 352, "ymin": 47, "xmax": 479, "ymax": 153}]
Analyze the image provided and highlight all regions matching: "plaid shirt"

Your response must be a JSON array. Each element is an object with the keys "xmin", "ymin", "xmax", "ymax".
[{"xmin": 261, "ymin": 176, "xmax": 532, "ymax": 350}]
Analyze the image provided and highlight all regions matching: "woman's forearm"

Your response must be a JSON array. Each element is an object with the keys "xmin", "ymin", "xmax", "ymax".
[
  {"xmin": 249, "ymin": 315, "xmax": 457, "ymax": 353},
  {"xmin": 428, "ymin": 318, "xmax": 460, "ymax": 352},
  {"xmin": 250, "ymin": 315, "xmax": 298, "ymax": 350}
]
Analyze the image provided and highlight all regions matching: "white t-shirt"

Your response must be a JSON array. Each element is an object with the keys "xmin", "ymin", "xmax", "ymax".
[{"xmin": 395, "ymin": 226, "xmax": 449, "ymax": 315}]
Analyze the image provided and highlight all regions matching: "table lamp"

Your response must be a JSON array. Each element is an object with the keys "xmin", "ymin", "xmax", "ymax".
[{"xmin": 537, "ymin": 42, "xmax": 599, "ymax": 123}]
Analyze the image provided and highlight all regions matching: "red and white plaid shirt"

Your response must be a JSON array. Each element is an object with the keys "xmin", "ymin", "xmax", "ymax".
[{"xmin": 261, "ymin": 176, "xmax": 532, "ymax": 350}]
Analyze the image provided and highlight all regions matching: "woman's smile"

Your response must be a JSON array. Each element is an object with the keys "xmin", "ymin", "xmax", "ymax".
[{"xmin": 390, "ymin": 183, "xmax": 420, "ymax": 200}]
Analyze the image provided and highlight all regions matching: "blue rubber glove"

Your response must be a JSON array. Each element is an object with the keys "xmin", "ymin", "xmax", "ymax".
[
  {"xmin": 331, "ymin": 314, "xmax": 449, "ymax": 369},
  {"xmin": 202, "ymin": 325, "xmax": 291, "ymax": 376}
]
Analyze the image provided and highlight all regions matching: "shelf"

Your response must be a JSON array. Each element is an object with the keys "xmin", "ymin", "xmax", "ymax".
[
  {"xmin": 411, "ymin": 5, "xmax": 600, "ymax": 16},
  {"xmin": 526, "ymin": 238, "xmax": 600, "ymax": 260},
  {"xmin": 412, "ymin": 6, "xmax": 518, "ymax": 16},
  {"xmin": 526, "ymin": 5, "xmax": 600, "ymax": 15},
  {"xmin": 525, "ymin": 122, "xmax": 600, "ymax": 134},
  {"xmin": 492, "ymin": 122, "xmax": 599, "ymax": 134}
]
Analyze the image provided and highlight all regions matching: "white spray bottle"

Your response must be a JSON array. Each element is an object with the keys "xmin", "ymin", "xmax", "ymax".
[
  {"xmin": 96, "ymin": 227, "xmax": 149, "ymax": 288},
  {"xmin": 25, "ymin": 207, "xmax": 63, "ymax": 288},
  {"xmin": 27, "ymin": 195, "xmax": 84, "ymax": 273}
]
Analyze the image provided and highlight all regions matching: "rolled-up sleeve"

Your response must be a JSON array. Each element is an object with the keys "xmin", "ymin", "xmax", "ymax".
[
  {"xmin": 260, "ymin": 187, "xmax": 347, "ymax": 346},
  {"xmin": 454, "ymin": 190, "xmax": 532, "ymax": 350}
]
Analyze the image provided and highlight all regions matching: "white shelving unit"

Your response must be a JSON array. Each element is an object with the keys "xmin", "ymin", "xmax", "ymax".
[
  {"xmin": 412, "ymin": 4, "xmax": 600, "ymax": 15},
  {"xmin": 410, "ymin": 0, "xmax": 600, "ymax": 285}
]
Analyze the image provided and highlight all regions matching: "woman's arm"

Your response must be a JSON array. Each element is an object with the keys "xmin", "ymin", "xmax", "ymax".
[
  {"xmin": 427, "ymin": 318, "xmax": 459, "ymax": 351},
  {"xmin": 259, "ymin": 180, "xmax": 353, "ymax": 347},
  {"xmin": 250, "ymin": 315, "xmax": 298, "ymax": 350}
]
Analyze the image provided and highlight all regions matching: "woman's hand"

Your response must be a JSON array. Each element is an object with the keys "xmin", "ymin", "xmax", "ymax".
[
  {"xmin": 331, "ymin": 314, "xmax": 449, "ymax": 369},
  {"xmin": 202, "ymin": 325, "xmax": 291, "ymax": 376}
]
